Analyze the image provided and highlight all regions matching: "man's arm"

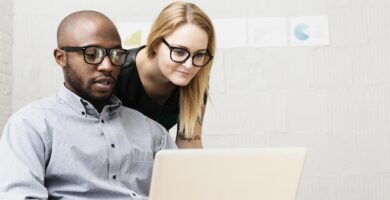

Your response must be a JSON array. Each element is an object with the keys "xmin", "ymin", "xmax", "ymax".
[
  {"xmin": 151, "ymin": 120, "xmax": 177, "ymax": 152},
  {"xmin": 0, "ymin": 114, "xmax": 49, "ymax": 199}
]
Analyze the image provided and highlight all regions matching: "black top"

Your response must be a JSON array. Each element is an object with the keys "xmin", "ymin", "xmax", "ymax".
[{"xmin": 115, "ymin": 46, "xmax": 180, "ymax": 130}]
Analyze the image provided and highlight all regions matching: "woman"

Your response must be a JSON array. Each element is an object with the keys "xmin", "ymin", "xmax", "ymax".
[{"xmin": 116, "ymin": 1, "xmax": 216, "ymax": 148}]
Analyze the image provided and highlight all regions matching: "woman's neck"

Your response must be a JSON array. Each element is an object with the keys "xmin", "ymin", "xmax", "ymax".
[{"xmin": 136, "ymin": 48, "xmax": 177, "ymax": 105}]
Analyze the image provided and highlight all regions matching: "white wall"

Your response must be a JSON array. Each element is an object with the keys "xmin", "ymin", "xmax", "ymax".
[
  {"xmin": 0, "ymin": 0, "xmax": 13, "ymax": 131},
  {"xmin": 9, "ymin": 0, "xmax": 390, "ymax": 199}
]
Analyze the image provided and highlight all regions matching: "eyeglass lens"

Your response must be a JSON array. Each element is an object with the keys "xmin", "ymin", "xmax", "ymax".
[
  {"xmin": 84, "ymin": 47, "xmax": 127, "ymax": 66},
  {"xmin": 163, "ymin": 39, "xmax": 212, "ymax": 67}
]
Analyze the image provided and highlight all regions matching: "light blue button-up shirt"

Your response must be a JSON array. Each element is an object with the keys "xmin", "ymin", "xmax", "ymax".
[{"xmin": 0, "ymin": 85, "xmax": 177, "ymax": 200}]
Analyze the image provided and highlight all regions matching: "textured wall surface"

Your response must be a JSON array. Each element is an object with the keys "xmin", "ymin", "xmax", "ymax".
[
  {"xmin": 0, "ymin": 0, "xmax": 13, "ymax": 132},
  {"xmin": 10, "ymin": 0, "xmax": 390, "ymax": 199}
]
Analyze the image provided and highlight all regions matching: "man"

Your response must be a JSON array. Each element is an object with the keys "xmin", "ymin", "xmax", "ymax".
[{"xmin": 0, "ymin": 11, "xmax": 176, "ymax": 200}]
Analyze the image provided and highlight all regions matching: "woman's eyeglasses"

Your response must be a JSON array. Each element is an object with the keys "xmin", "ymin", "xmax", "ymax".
[{"xmin": 162, "ymin": 39, "xmax": 213, "ymax": 67}]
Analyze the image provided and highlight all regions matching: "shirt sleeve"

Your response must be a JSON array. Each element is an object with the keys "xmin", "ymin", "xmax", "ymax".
[
  {"xmin": 0, "ymin": 113, "xmax": 49, "ymax": 199},
  {"xmin": 150, "ymin": 120, "xmax": 177, "ymax": 153}
]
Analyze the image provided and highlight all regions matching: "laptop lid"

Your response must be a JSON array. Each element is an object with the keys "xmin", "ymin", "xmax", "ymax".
[{"xmin": 149, "ymin": 147, "xmax": 306, "ymax": 200}]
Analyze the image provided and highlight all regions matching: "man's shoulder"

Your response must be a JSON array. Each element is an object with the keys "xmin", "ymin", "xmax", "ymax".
[
  {"xmin": 118, "ymin": 106, "xmax": 148, "ymax": 120},
  {"xmin": 117, "ymin": 105, "xmax": 175, "ymax": 149},
  {"xmin": 11, "ymin": 96, "xmax": 58, "ymax": 119},
  {"xmin": 3, "ymin": 96, "xmax": 59, "ymax": 136},
  {"xmin": 117, "ymin": 106, "xmax": 166, "ymax": 130}
]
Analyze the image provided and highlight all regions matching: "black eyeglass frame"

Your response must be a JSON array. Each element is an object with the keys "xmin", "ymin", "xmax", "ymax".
[
  {"xmin": 61, "ymin": 46, "xmax": 129, "ymax": 66},
  {"xmin": 161, "ymin": 39, "xmax": 213, "ymax": 67}
]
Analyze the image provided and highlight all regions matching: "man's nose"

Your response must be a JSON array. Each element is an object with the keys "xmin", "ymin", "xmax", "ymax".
[{"xmin": 97, "ymin": 56, "xmax": 114, "ymax": 72}]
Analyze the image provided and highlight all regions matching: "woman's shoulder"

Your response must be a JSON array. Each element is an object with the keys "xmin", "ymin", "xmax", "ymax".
[
  {"xmin": 118, "ymin": 45, "xmax": 145, "ymax": 84},
  {"xmin": 122, "ymin": 45, "xmax": 146, "ymax": 70},
  {"xmin": 116, "ymin": 46, "xmax": 146, "ymax": 102}
]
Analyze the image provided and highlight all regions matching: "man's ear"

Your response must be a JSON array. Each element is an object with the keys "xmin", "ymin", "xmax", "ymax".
[{"xmin": 54, "ymin": 48, "xmax": 66, "ymax": 68}]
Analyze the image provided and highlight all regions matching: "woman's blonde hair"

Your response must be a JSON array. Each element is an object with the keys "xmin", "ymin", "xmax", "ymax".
[{"xmin": 146, "ymin": 1, "xmax": 216, "ymax": 138}]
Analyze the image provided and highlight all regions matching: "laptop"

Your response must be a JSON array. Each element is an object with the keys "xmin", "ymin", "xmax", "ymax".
[{"xmin": 149, "ymin": 147, "xmax": 306, "ymax": 200}]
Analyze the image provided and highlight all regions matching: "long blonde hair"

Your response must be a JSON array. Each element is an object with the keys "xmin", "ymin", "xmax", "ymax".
[{"xmin": 146, "ymin": 1, "xmax": 216, "ymax": 138}]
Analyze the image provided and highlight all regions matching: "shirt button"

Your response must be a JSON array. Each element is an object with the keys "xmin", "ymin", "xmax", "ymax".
[
  {"xmin": 111, "ymin": 144, "xmax": 115, "ymax": 148},
  {"xmin": 112, "ymin": 175, "xmax": 116, "ymax": 179},
  {"xmin": 81, "ymin": 111, "xmax": 85, "ymax": 115},
  {"xmin": 101, "ymin": 119, "xmax": 104, "ymax": 123},
  {"xmin": 132, "ymin": 192, "xmax": 136, "ymax": 196}
]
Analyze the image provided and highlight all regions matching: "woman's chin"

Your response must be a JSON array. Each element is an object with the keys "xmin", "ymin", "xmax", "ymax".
[{"xmin": 170, "ymin": 78, "xmax": 191, "ymax": 87}]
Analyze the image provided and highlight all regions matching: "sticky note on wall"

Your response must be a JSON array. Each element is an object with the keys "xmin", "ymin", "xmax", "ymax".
[
  {"xmin": 213, "ymin": 18, "xmax": 247, "ymax": 48},
  {"xmin": 289, "ymin": 16, "xmax": 330, "ymax": 46},
  {"xmin": 247, "ymin": 17, "xmax": 288, "ymax": 47},
  {"xmin": 117, "ymin": 22, "xmax": 152, "ymax": 49}
]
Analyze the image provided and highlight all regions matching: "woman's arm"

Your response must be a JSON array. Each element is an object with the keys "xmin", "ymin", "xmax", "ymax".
[
  {"xmin": 175, "ymin": 106, "xmax": 205, "ymax": 149},
  {"xmin": 175, "ymin": 120, "xmax": 203, "ymax": 148}
]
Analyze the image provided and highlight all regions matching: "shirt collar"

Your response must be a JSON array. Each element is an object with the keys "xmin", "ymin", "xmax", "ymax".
[{"xmin": 57, "ymin": 84, "xmax": 122, "ymax": 117}]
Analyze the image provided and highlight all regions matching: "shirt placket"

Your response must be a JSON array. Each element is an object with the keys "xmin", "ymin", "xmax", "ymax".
[{"xmin": 100, "ymin": 110, "xmax": 122, "ymax": 185}]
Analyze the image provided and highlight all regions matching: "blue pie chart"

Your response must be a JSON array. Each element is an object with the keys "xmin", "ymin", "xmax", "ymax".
[{"xmin": 294, "ymin": 24, "xmax": 309, "ymax": 40}]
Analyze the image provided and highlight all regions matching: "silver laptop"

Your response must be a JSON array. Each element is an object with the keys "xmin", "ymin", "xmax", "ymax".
[{"xmin": 149, "ymin": 147, "xmax": 306, "ymax": 200}]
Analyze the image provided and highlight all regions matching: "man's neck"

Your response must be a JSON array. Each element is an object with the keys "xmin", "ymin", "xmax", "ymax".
[
  {"xmin": 93, "ymin": 103, "xmax": 105, "ymax": 113},
  {"xmin": 63, "ymin": 83, "xmax": 111, "ymax": 113},
  {"xmin": 91, "ymin": 99, "xmax": 111, "ymax": 113}
]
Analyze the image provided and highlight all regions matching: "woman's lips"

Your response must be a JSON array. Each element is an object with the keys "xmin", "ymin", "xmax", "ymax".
[{"xmin": 176, "ymin": 70, "xmax": 192, "ymax": 75}]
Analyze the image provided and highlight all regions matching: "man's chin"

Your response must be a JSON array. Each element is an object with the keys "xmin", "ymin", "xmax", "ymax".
[{"xmin": 93, "ymin": 93, "xmax": 113, "ymax": 102}]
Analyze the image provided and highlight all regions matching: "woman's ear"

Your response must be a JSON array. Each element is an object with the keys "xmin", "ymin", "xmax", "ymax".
[{"xmin": 53, "ymin": 48, "xmax": 66, "ymax": 68}]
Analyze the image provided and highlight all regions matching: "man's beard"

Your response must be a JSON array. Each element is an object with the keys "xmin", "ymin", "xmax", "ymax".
[{"xmin": 65, "ymin": 63, "xmax": 113, "ymax": 104}]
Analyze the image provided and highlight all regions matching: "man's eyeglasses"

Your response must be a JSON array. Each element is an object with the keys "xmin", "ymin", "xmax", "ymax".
[
  {"xmin": 61, "ymin": 46, "xmax": 128, "ymax": 66},
  {"xmin": 162, "ymin": 39, "xmax": 213, "ymax": 67}
]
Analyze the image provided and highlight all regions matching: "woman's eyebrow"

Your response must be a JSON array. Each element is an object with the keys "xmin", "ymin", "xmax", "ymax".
[{"xmin": 170, "ymin": 43, "xmax": 207, "ymax": 52}]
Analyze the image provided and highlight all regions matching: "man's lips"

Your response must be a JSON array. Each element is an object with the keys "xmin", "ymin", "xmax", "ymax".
[
  {"xmin": 94, "ymin": 77, "xmax": 114, "ymax": 85},
  {"xmin": 93, "ymin": 77, "xmax": 115, "ymax": 90}
]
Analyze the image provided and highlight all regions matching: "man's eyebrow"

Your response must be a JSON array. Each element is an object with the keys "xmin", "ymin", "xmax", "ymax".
[
  {"xmin": 111, "ymin": 45, "xmax": 123, "ymax": 49},
  {"xmin": 79, "ymin": 44, "xmax": 123, "ymax": 49}
]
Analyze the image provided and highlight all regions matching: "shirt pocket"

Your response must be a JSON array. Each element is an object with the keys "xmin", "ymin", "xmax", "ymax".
[
  {"xmin": 129, "ymin": 148, "xmax": 154, "ymax": 163},
  {"xmin": 128, "ymin": 149, "xmax": 154, "ymax": 175}
]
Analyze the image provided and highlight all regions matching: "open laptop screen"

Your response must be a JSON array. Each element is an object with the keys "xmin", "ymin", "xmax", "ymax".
[{"xmin": 149, "ymin": 147, "xmax": 306, "ymax": 200}]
